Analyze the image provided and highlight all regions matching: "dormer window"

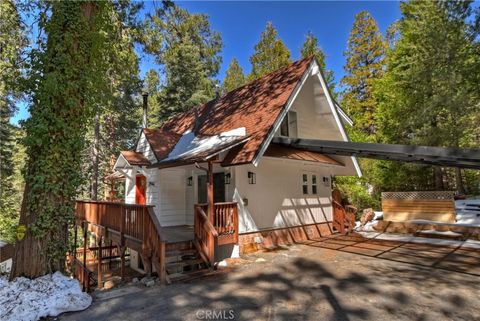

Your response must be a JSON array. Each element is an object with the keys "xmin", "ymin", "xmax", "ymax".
[{"xmin": 279, "ymin": 110, "xmax": 298, "ymax": 138}]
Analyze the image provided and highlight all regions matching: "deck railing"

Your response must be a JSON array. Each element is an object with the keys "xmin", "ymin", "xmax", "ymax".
[
  {"xmin": 194, "ymin": 202, "xmax": 238, "ymax": 266},
  {"xmin": 194, "ymin": 205, "xmax": 218, "ymax": 267},
  {"xmin": 75, "ymin": 200, "xmax": 167, "ymax": 285}
]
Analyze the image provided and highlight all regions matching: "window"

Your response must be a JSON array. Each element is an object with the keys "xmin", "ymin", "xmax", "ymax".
[
  {"xmin": 279, "ymin": 111, "xmax": 298, "ymax": 138},
  {"xmin": 312, "ymin": 175, "xmax": 317, "ymax": 194},
  {"xmin": 302, "ymin": 174, "xmax": 308, "ymax": 194}
]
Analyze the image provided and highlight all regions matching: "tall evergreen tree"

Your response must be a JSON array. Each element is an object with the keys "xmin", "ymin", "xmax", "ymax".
[
  {"xmin": 248, "ymin": 22, "xmax": 291, "ymax": 80},
  {"xmin": 11, "ymin": 1, "xmax": 129, "ymax": 278},
  {"xmin": 0, "ymin": 0, "xmax": 27, "ymax": 243},
  {"xmin": 341, "ymin": 11, "xmax": 386, "ymax": 138},
  {"xmin": 300, "ymin": 32, "xmax": 335, "ymax": 92},
  {"xmin": 222, "ymin": 58, "xmax": 246, "ymax": 94},
  {"xmin": 142, "ymin": 2, "xmax": 222, "ymax": 121},
  {"xmin": 375, "ymin": 0, "xmax": 480, "ymax": 192},
  {"xmin": 85, "ymin": 2, "xmax": 142, "ymax": 201},
  {"xmin": 143, "ymin": 69, "xmax": 162, "ymax": 128}
]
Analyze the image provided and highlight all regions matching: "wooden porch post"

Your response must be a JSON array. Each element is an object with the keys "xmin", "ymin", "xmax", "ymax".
[
  {"xmin": 207, "ymin": 161, "xmax": 214, "ymax": 223},
  {"xmin": 97, "ymin": 236, "xmax": 103, "ymax": 289}
]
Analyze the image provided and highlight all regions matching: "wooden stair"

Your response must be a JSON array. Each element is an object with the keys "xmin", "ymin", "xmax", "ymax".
[{"xmin": 165, "ymin": 242, "xmax": 210, "ymax": 283}]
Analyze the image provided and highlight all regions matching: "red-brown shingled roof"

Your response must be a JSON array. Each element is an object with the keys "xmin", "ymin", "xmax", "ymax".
[
  {"xmin": 144, "ymin": 57, "xmax": 314, "ymax": 166},
  {"xmin": 121, "ymin": 151, "xmax": 151, "ymax": 166}
]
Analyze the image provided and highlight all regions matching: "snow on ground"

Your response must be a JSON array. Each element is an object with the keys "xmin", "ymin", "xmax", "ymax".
[
  {"xmin": 0, "ymin": 272, "xmax": 92, "ymax": 321},
  {"xmin": 455, "ymin": 199, "xmax": 480, "ymax": 225},
  {"xmin": 354, "ymin": 198, "xmax": 480, "ymax": 249},
  {"xmin": 357, "ymin": 231, "xmax": 480, "ymax": 250}
]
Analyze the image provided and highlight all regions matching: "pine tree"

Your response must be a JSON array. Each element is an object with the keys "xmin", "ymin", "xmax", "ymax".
[
  {"xmin": 144, "ymin": 69, "xmax": 162, "ymax": 128},
  {"xmin": 222, "ymin": 58, "xmax": 246, "ymax": 94},
  {"xmin": 11, "ymin": 1, "xmax": 129, "ymax": 278},
  {"xmin": 341, "ymin": 11, "xmax": 386, "ymax": 138},
  {"xmin": 85, "ymin": 3, "xmax": 142, "ymax": 201},
  {"xmin": 248, "ymin": 22, "xmax": 291, "ymax": 80},
  {"xmin": 300, "ymin": 32, "xmax": 335, "ymax": 92},
  {"xmin": 0, "ymin": 0, "xmax": 27, "ymax": 243},
  {"xmin": 375, "ymin": 0, "xmax": 480, "ymax": 192},
  {"xmin": 142, "ymin": 2, "xmax": 222, "ymax": 121}
]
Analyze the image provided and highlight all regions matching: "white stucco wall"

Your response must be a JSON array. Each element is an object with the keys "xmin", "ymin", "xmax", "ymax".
[
  {"xmin": 136, "ymin": 131, "xmax": 157, "ymax": 163},
  {"xmin": 233, "ymin": 158, "xmax": 335, "ymax": 233}
]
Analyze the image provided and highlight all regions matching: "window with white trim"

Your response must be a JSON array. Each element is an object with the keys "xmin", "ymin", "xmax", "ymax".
[
  {"xmin": 302, "ymin": 174, "xmax": 308, "ymax": 194},
  {"xmin": 312, "ymin": 175, "xmax": 317, "ymax": 194}
]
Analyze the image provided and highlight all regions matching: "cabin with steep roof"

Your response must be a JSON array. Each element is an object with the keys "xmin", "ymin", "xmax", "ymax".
[{"xmin": 74, "ymin": 57, "xmax": 360, "ymax": 286}]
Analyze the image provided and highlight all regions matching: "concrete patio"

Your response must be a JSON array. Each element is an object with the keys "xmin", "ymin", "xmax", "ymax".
[{"xmin": 60, "ymin": 235, "xmax": 480, "ymax": 321}]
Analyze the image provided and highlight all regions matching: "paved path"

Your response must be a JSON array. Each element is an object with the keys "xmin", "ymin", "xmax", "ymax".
[{"xmin": 60, "ymin": 235, "xmax": 480, "ymax": 321}]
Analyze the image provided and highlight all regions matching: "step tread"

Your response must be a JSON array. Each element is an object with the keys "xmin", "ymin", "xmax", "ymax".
[
  {"xmin": 168, "ymin": 268, "xmax": 212, "ymax": 282},
  {"xmin": 166, "ymin": 258, "xmax": 204, "ymax": 269},
  {"xmin": 166, "ymin": 249, "xmax": 197, "ymax": 257}
]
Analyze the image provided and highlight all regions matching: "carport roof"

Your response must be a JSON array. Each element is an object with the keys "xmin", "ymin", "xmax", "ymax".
[{"xmin": 272, "ymin": 137, "xmax": 480, "ymax": 170}]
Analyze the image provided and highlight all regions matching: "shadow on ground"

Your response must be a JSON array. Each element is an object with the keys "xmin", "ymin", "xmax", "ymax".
[{"xmin": 60, "ymin": 236, "xmax": 480, "ymax": 321}]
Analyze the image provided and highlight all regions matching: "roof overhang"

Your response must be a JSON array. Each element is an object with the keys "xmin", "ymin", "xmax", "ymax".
[
  {"xmin": 272, "ymin": 137, "xmax": 480, "ymax": 170},
  {"xmin": 265, "ymin": 143, "xmax": 344, "ymax": 167},
  {"xmin": 114, "ymin": 151, "xmax": 150, "ymax": 170}
]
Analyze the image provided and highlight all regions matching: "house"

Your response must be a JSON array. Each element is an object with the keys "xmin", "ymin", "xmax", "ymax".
[{"xmin": 110, "ymin": 56, "xmax": 361, "ymax": 273}]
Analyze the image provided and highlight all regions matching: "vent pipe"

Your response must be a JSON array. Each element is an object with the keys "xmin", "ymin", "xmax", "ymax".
[{"xmin": 142, "ymin": 91, "xmax": 148, "ymax": 128}]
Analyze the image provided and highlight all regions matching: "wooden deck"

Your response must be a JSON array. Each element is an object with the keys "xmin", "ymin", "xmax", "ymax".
[{"xmin": 73, "ymin": 200, "xmax": 238, "ymax": 291}]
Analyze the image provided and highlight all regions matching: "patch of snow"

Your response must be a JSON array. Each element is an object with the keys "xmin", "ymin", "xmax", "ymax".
[
  {"xmin": 355, "ymin": 220, "xmax": 379, "ymax": 232},
  {"xmin": 415, "ymin": 229, "xmax": 463, "ymax": 237},
  {"xmin": 0, "ymin": 272, "xmax": 92, "ymax": 321},
  {"xmin": 455, "ymin": 199, "xmax": 480, "ymax": 225},
  {"xmin": 358, "ymin": 231, "xmax": 480, "ymax": 250},
  {"xmin": 164, "ymin": 127, "xmax": 246, "ymax": 162},
  {"xmin": 373, "ymin": 211, "xmax": 383, "ymax": 220}
]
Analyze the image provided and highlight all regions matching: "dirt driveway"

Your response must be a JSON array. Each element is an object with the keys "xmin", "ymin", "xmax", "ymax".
[{"xmin": 60, "ymin": 235, "xmax": 480, "ymax": 321}]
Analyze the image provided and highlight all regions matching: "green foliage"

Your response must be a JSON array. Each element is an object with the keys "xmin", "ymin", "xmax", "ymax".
[
  {"xmin": 20, "ymin": 1, "xmax": 131, "ymax": 267},
  {"xmin": 248, "ymin": 22, "xmax": 291, "ymax": 80},
  {"xmin": 222, "ymin": 58, "xmax": 246, "ymax": 94},
  {"xmin": 334, "ymin": 176, "xmax": 380, "ymax": 212},
  {"xmin": 142, "ymin": 2, "xmax": 222, "ymax": 122},
  {"xmin": 144, "ymin": 69, "xmax": 162, "ymax": 128},
  {"xmin": 0, "ymin": 0, "xmax": 27, "ymax": 243},
  {"xmin": 341, "ymin": 11, "xmax": 386, "ymax": 138},
  {"xmin": 300, "ymin": 32, "xmax": 335, "ymax": 93},
  {"xmin": 374, "ymin": 0, "xmax": 480, "ymax": 192},
  {"xmin": 81, "ymin": 2, "xmax": 142, "ymax": 200}
]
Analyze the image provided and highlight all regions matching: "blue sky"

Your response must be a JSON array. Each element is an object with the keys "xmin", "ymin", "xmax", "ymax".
[{"xmin": 12, "ymin": 1, "xmax": 401, "ymax": 125}]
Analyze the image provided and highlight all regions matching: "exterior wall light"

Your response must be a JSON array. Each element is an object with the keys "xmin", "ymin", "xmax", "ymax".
[
  {"xmin": 187, "ymin": 176, "xmax": 193, "ymax": 186},
  {"xmin": 248, "ymin": 171, "xmax": 256, "ymax": 184},
  {"xmin": 225, "ymin": 173, "xmax": 231, "ymax": 185}
]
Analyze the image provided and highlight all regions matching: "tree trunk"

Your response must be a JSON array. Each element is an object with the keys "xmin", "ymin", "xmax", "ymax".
[
  {"xmin": 10, "ymin": 185, "xmax": 69, "ymax": 279},
  {"xmin": 434, "ymin": 166, "xmax": 444, "ymax": 190},
  {"xmin": 91, "ymin": 111, "xmax": 100, "ymax": 200},
  {"xmin": 10, "ymin": 1, "xmax": 97, "ymax": 280},
  {"xmin": 455, "ymin": 167, "xmax": 466, "ymax": 195}
]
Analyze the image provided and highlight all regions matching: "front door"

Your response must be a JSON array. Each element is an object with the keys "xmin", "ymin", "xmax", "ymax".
[
  {"xmin": 197, "ymin": 173, "xmax": 225, "ymax": 204},
  {"xmin": 135, "ymin": 175, "xmax": 147, "ymax": 205}
]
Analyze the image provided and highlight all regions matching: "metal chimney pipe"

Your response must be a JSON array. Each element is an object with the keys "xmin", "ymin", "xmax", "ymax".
[{"xmin": 142, "ymin": 91, "xmax": 148, "ymax": 128}]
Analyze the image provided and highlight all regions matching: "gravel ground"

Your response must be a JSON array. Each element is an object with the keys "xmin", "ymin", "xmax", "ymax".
[{"xmin": 59, "ymin": 236, "xmax": 480, "ymax": 321}]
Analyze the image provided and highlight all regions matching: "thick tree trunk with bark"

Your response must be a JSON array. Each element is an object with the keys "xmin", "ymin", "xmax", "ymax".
[{"xmin": 10, "ymin": 2, "xmax": 97, "ymax": 280}]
